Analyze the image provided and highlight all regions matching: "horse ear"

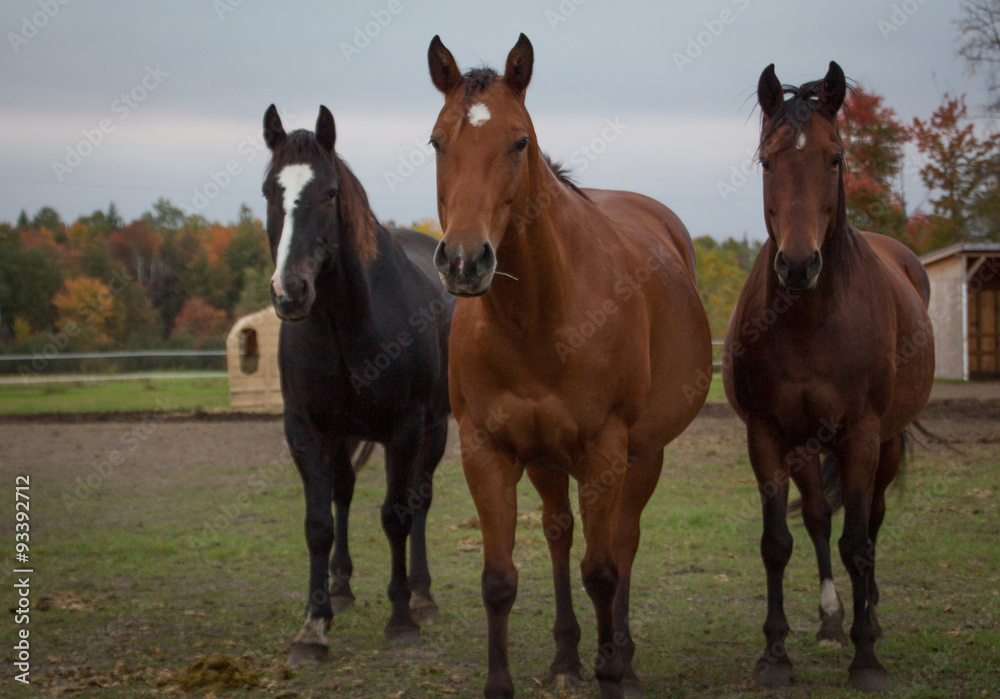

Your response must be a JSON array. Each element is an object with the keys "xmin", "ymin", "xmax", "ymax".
[
  {"xmin": 316, "ymin": 105, "xmax": 336, "ymax": 154},
  {"xmin": 264, "ymin": 104, "xmax": 286, "ymax": 150},
  {"xmin": 504, "ymin": 33, "xmax": 533, "ymax": 96},
  {"xmin": 428, "ymin": 35, "xmax": 461, "ymax": 94},
  {"xmin": 820, "ymin": 61, "xmax": 846, "ymax": 116},
  {"xmin": 757, "ymin": 64, "xmax": 783, "ymax": 119}
]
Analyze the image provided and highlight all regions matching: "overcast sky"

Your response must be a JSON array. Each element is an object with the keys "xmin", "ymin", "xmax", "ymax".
[{"xmin": 0, "ymin": 0, "xmax": 990, "ymax": 242}]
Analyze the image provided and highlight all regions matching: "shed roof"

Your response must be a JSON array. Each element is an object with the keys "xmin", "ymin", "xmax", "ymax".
[{"xmin": 920, "ymin": 242, "xmax": 1000, "ymax": 266}]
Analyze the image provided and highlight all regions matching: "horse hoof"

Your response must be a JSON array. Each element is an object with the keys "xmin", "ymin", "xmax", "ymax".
[
  {"xmin": 597, "ymin": 679, "xmax": 626, "ymax": 699},
  {"xmin": 385, "ymin": 625, "xmax": 421, "ymax": 646},
  {"xmin": 622, "ymin": 677, "xmax": 644, "ymax": 698},
  {"xmin": 287, "ymin": 642, "xmax": 328, "ymax": 665},
  {"xmin": 409, "ymin": 596, "xmax": 441, "ymax": 626},
  {"xmin": 816, "ymin": 626, "xmax": 848, "ymax": 648},
  {"xmin": 329, "ymin": 595, "xmax": 355, "ymax": 614},
  {"xmin": 548, "ymin": 667, "xmax": 586, "ymax": 688},
  {"xmin": 847, "ymin": 667, "xmax": 890, "ymax": 693},
  {"xmin": 753, "ymin": 658, "xmax": 793, "ymax": 688}
]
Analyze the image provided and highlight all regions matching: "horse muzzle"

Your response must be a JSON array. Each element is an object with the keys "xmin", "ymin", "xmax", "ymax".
[
  {"xmin": 271, "ymin": 272, "xmax": 315, "ymax": 322},
  {"xmin": 774, "ymin": 249, "xmax": 822, "ymax": 292},
  {"xmin": 433, "ymin": 238, "xmax": 496, "ymax": 297}
]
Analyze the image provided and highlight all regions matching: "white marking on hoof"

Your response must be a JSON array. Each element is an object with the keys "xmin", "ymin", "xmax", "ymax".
[
  {"xmin": 292, "ymin": 612, "xmax": 330, "ymax": 647},
  {"xmin": 820, "ymin": 578, "xmax": 841, "ymax": 616},
  {"xmin": 271, "ymin": 163, "xmax": 315, "ymax": 297},
  {"xmin": 468, "ymin": 102, "xmax": 490, "ymax": 127}
]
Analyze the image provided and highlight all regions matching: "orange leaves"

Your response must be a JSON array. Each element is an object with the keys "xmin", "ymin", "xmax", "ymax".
[{"xmin": 171, "ymin": 297, "xmax": 228, "ymax": 340}]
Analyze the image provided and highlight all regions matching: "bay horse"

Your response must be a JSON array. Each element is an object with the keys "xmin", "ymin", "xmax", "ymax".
[
  {"xmin": 261, "ymin": 105, "xmax": 453, "ymax": 662},
  {"xmin": 428, "ymin": 35, "xmax": 712, "ymax": 698},
  {"xmin": 723, "ymin": 63, "xmax": 934, "ymax": 692}
]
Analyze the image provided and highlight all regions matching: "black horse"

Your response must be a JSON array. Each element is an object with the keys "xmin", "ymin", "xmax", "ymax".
[{"xmin": 261, "ymin": 104, "xmax": 453, "ymax": 662}]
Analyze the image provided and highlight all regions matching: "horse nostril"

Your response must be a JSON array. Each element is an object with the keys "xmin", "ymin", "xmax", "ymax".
[
  {"xmin": 774, "ymin": 251, "xmax": 790, "ymax": 276},
  {"xmin": 807, "ymin": 250, "xmax": 822, "ymax": 273},
  {"xmin": 433, "ymin": 240, "xmax": 451, "ymax": 274},
  {"xmin": 476, "ymin": 241, "xmax": 496, "ymax": 275},
  {"xmin": 285, "ymin": 275, "xmax": 305, "ymax": 299}
]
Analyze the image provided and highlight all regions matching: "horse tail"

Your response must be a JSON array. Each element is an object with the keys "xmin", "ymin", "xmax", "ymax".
[
  {"xmin": 787, "ymin": 453, "xmax": 842, "ymax": 514},
  {"xmin": 350, "ymin": 440, "xmax": 378, "ymax": 473}
]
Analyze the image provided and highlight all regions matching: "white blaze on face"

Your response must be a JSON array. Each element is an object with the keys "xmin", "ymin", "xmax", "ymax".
[
  {"xmin": 271, "ymin": 163, "xmax": 315, "ymax": 297},
  {"xmin": 796, "ymin": 131, "xmax": 807, "ymax": 150},
  {"xmin": 468, "ymin": 102, "xmax": 490, "ymax": 127},
  {"xmin": 820, "ymin": 578, "xmax": 840, "ymax": 616}
]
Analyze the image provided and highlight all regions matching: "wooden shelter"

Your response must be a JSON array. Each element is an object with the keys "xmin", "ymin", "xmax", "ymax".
[
  {"xmin": 921, "ymin": 243, "xmax": 1000, "ymax": 380},
  {"xmin": 226, "ymin": 306, "xmax": 283, "ymax": 411}
]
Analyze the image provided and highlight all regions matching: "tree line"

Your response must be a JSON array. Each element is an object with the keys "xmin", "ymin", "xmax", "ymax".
[{"xmin": 3, "ymin": 1, "xmax": 999, "ymax": 359}]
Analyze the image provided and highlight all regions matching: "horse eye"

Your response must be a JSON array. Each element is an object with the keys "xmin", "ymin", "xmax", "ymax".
[
  {"xmin": 514, "ymin": 137, "xmax": 529, "ymax": 153},
  {"xmin": 429, "ymin": 137, "xmax": 441, "ymax": 152},
  {"xmin": 328, "ymin": 187, "xmax": 338, "ymax": 201},
  {"xmin": 832, "ymin": 153, "xmax": 843, "ymax": 168},
  {"xmin": 761, "ymin": 159, "xmax": 771, "ymax": 173}
]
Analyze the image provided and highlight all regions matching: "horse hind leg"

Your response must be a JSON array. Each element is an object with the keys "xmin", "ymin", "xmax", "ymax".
[
  {"xmin": 611, "ymin": 450, "xmax": 664, "ymax": 698},
  {"xmin": 408, "ymin": 418, "xmax": 448, "ymax": 626},
  {"xmin": 790, "ymin": 452, "xmax": 848, "ymax": 649},
  {"xmin": 328, "ymin": 439, "xmax": 357, "ymax": 614},
  {"xmin": 526, "ymin": 465, "xmax": 584, "ymax": 688}
]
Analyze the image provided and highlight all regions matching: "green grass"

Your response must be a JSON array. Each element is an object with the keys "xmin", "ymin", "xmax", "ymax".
[
  {"xmin": 4, "ymin": 413, "xmax": 997, "ymax": 698},
  {"xmin": 0, "ymin": 375, "xmax": 229, "ymax": 414}
]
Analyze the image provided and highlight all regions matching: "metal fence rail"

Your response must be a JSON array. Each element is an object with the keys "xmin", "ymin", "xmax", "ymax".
[{"xmin": 0, "ymin": 350, "xmax": 226, "ymax": 361}]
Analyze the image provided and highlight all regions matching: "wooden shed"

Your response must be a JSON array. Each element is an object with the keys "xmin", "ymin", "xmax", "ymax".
[
  {"xmin": 226, "ymin": 306, "xmax": 284, "ymax": 411},
  {"xmin": 921, "ymin": 243, "xmax": 1000, "ymax": 380}
]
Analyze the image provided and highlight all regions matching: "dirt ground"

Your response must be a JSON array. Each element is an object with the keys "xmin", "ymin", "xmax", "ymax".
[{"xmin": 1, "ymin": 398, "xmax": 997, "ymax": 475}]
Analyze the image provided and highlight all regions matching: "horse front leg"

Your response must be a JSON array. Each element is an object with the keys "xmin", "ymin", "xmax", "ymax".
[
  {"xmin": 286, "ymin": 413, "xmax": 335, "ymax": 665},
  {"xmin": 526, "ymin": 465, "xmax": 583, "ymax": 688},
  {"xmin": 408, "ymin": 418, "xmax": 448, "ymax": 625},
  {"xmin": 461, "ymin": 425, "xmax": 522, "ymax": 699},
  {"xmin": 577, "ymin": 422, "xmax": 629, "ymax": 699},
  {"xmin": 837, "ymin": 418, "xmax": 892, "ymax": 692},
  {"xmin": 747, "ymin": 418, "xmax": 795, "ymax": 688},
  {"xmin": 329, "ymin": 439, "xmax": 356, "ymax": 613},
  {"xmin": 381, "ymin": 413, "xmax": 426, "ymax": 645},
  {"xmin": 612, "ymin": 449, "xmax": 664, "ymax": 698}
]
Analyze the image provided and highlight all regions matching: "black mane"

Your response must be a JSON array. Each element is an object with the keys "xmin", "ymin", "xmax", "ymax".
[
  {"xmin": 759, "ymin": 78, "xmax": 855, "ymax": 154},
  {"xmin": 462, "ymin": 67, "xmax": 498, "ymax": 105},
  {"xmin": 543, "ymin": 154, "xmax": 589, "ymax": 200},
  {"xmin": 264, "ymin": 129, "xmax": 332, "ymax": 179}
]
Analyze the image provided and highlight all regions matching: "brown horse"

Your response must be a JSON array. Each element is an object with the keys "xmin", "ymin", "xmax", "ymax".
[
  {"xmin": 723, "ymin": 62, "xmax": 935, "ymax": 692},
  {"xmin": 428, "ymin": 34, "xmax": 712, "ymax": 699}
]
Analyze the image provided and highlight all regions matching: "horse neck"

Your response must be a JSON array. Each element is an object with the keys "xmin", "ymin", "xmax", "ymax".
[
  {"xmin": 480, "ymin": 157, "xmax": 573, "ymax": 329},
  {"xmin": 313, "ymin": 229, "xmax": 390, "ymax": 350}
]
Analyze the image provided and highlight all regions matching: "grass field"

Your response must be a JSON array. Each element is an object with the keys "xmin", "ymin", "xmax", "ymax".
[
  {"xmin": 3, "ymin": 409, "xmax": 997, "ymax": 698},
  {"xmin": 0, "ymin": 375, "xmax": 229, "ymax": 414}
]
